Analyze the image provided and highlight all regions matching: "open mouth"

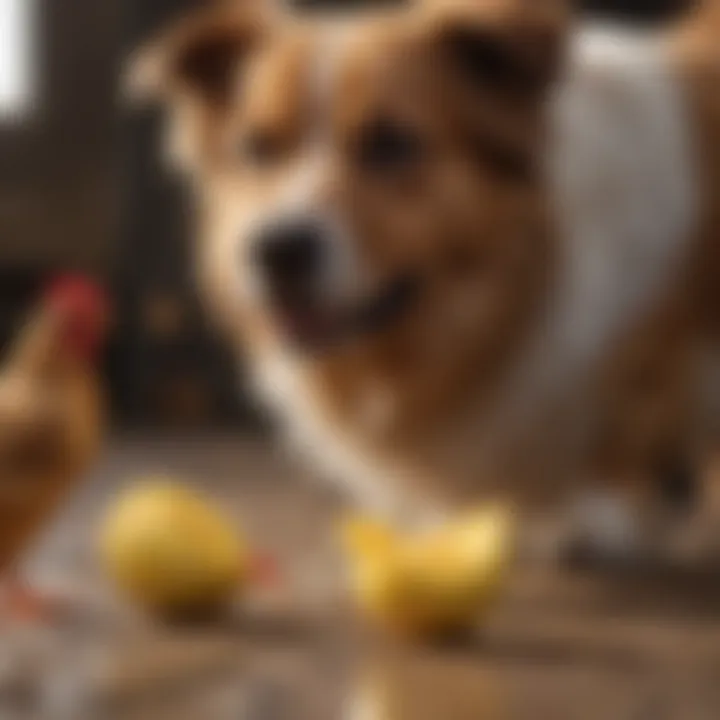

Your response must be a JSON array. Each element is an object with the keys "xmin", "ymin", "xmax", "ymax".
[{"xmin": 270, "ymin": 272, "xmax": 422, "ymax": 351}]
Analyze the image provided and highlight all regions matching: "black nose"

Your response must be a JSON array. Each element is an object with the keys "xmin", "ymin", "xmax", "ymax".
[{"xmin": 253, "ymin": 220, "xmax": 324, "ymax": 284}]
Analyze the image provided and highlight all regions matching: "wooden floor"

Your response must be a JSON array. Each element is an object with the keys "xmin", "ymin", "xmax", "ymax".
[{"xmin": 3, "ymin": 435, "xmax": 720, "ymax": 719}]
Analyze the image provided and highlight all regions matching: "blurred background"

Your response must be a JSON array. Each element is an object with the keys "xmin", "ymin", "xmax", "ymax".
[
  {"xmin": 0, "ymin": 2, "xmax": 717, "ymax": 718},
  {"xmin": 0, "ymin": 0, "xmax": 694, "ymax": 433}
]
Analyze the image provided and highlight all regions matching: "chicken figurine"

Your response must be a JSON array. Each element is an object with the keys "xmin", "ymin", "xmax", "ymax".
[
  {"xmin": 0, "ymin": 275, "xmax": 108, "ymax": 622},
  {"xmin": 340, "ymin": 505, "xmax": 515, "ymax": 640}
]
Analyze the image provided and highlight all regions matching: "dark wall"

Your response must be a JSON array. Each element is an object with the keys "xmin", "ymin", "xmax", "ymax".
[
  {"xmin": 0, "ymin": 0, "xmax": 121, "ymax": 374},
  {"xmin": 582, "ymin": 0, "xmax": 691, "ymax": 23},
  {"xmin": 115, "ymin": 0, "xmax": 254, "ymax": 428},
  {"xmin": 0, "ymin": 0, "xmax": 120, "ymax": 270}
]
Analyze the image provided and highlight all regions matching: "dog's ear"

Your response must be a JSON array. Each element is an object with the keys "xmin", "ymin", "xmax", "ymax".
[
  {"xmin": 427, "ymin": 0, "xmax": 569, "ymax": 102},
  {"xmin": 125, "ymin": 2, "xmax": 272, "ymax": 109},
  {"xmin": 418, "ymin": 0, "xmax": 569, "ymax": 179}
]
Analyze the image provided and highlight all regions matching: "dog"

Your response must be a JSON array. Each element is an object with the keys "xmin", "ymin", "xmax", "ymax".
[{"xmin": 129, "ymin": 0, "xmax": 720, "ymax": 562}]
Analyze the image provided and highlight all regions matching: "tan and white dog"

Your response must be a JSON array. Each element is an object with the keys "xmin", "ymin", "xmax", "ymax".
[{"xmin": 130, "ymin": 0, "xmax": 720, "ymax": 561}]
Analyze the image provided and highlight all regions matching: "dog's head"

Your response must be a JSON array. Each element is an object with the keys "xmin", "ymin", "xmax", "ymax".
[{"xmin": 130, "ymin": 0, "xmax": 566, "ymax": 362}]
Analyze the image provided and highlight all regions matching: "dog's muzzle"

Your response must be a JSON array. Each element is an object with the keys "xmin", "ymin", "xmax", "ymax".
[{"xmin": 249, "ymin": 217, "xmax": 421, "ymax": 351}]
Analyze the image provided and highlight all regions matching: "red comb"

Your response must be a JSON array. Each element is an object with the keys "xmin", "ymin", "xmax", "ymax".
[
  {"xmin": 39, "ymin": 274, "xmax": 109, "ymax": 361},
  {"xmin": 43, "ymin": 274, "xmax": 108, "ymax": 312}
]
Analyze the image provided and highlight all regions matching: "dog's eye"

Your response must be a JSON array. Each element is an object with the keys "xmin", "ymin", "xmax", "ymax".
[
  {"xmin": 239, "ymin": 129, "xmax": 284, "ymax": 167},
  {"xmin": 356, "ymin": 119, "xmax": 423, "ymax": 173}
]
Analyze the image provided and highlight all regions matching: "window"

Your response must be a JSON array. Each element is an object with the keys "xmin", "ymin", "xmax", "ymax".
[{"xmin": 0, "ymin": 0, "xmax": 35, "ymax": 121}]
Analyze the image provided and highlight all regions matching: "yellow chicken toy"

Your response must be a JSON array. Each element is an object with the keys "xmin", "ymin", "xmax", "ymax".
[
  {"xmin": 340, "ymin": 505, "xmax": 515, "ymax": 639},
  {"xmin": 101, "ymin": 479, "xmax": 279, "ymax": 618}
]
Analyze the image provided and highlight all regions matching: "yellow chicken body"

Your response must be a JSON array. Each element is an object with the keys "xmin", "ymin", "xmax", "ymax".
[
  {"xmin": 341, "ymin": 506, "xmax": 515, "ymax": 638},
  {"xmin": 0, "ymin": 368, "xmax": 103, "ymax": 573}
]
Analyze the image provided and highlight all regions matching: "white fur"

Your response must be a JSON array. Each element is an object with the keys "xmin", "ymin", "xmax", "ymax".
[
  {"xmin": 254, "ymin": 352, "xmax": 435, "ymax": 522},
  {"xmin": 550, "ymin": 25, "xmax": 697, "ymax": 363},
  {"xmin": 345, "ymin": 686, "xmax": 383, "ymax": 720},
  {"xmin": 481, "ymin": 25, "xmax": 698, "ymax": 446}
]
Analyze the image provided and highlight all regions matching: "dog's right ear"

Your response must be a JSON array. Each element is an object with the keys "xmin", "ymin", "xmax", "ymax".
[{"xmin": 125, "ymin": 3, "xmax": 272, "ymax": 109}]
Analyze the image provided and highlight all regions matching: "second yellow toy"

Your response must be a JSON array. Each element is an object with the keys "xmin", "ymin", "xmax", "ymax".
[{"xmin": 340, "ymin": 505, "xmax": 515, "ymax": 639}]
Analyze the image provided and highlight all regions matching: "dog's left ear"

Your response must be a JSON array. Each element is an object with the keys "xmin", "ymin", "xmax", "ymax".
[
  {"xmin": 440, "ymin": 1, "xmax": 568, "ymax": 99},
  {"xmin": 417, "ymin": 0, "xmax": 569, "ymax": 178},
  {"xmin": 421, "ymin": 0, "xmax": 569, "ymax": 102}
]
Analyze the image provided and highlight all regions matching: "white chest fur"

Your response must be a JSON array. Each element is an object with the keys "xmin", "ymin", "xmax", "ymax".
[
  {"xmin": 253, "ymin": 352, "xmax": 426, "ymax": 519},
  {"xmin": 490, "ymin": 26, "xmax": 700, "ymax": 428},
  {"xmin": 548, "ymin": 25, "xmax": 698, "ymax": 367}
]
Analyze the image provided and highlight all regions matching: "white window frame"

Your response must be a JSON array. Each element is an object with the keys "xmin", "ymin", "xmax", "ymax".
[{"xmin": 0, "ymin": 0, "xmax": 36, "ymax": 121}]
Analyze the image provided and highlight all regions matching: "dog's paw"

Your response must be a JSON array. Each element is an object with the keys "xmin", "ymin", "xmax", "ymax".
[
  {"xmin": 560, "ymin": 490, "xmax": 657, "ymax": 571},
  {"xmin": 558, "ymin": 532, "xmax": 652, "ymax": 571}
]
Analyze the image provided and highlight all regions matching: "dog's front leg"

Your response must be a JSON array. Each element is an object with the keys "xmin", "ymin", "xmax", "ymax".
[{"xmin": 562, "ymin": 482, "xmax": 654, "ymax": 566}]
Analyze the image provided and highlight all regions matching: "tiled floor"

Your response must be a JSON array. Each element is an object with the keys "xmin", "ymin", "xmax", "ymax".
[{"xmin": 3, "ymin": 435, "xmax": 720, "ymax": 719}]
